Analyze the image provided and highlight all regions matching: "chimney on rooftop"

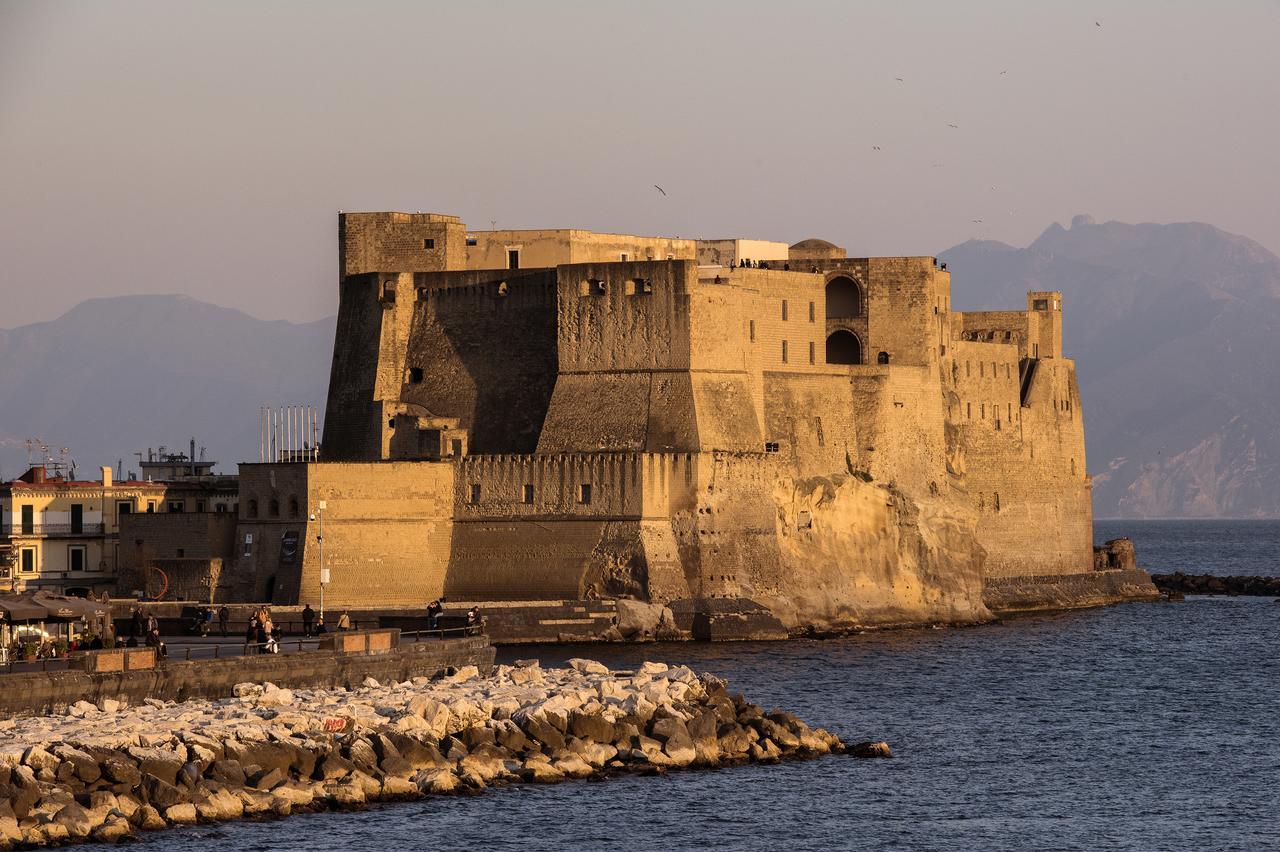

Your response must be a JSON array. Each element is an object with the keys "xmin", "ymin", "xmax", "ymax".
[{"xmin": 101, "ymin": 466, "xmax": 113, "ymax": 487}]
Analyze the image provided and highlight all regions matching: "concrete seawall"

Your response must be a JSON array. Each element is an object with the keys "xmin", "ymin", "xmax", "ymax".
[
  {"xmin": 0, "ymin": 635, "xmax": 494, "ymax": 718},
  {"xmin": 982, "ymin": 568, "xmax": 1160, "ymax": 614}
]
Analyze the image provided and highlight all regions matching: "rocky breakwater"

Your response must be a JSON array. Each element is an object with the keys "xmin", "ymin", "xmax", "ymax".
[
  {"xmin": 1152, "ymin": 573, "xmax": 1280, "ymax": 597},
  {"xmin": 0, "ymin": 659, "xmax": 881, "ymax": 847}
]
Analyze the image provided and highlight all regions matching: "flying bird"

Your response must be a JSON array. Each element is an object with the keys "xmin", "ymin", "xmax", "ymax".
[
  {"xmin": 1096, "ymin": 21, "xmax": 1101, "ymax": 27},
  {"xmin": 972, "ymin": 219, "xmax": 984, "ymax": 223},
  {"xmin": 895, "ymin": 77, "xmax": 904, "ymax": 82},
  {"xmin": 947, "ymin": 123, "xmax": 959, "ymax": 129},
  {"xmin": 872, "ymin": 145, "xmax": 881, "ymax": 150},
  {"xmin": 999, "ymin": 69, "xmax": 1008, "ymax": 75},
  {"xmin": 653, "ymin": 185, "xmax": 667, "ymax": 196}
]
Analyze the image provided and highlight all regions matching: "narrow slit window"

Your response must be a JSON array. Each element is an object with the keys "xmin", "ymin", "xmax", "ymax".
[{"xmin": 578, "ymin": 483, "xmax": 592, "ymax": 505}]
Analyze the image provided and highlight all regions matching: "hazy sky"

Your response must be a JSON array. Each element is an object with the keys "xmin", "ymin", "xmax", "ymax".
[{"xmin": 2, "ymin": 0, "xmax": 1278, "ymax": 328}]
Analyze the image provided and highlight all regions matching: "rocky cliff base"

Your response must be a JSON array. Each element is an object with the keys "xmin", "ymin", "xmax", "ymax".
[{"xmin": 0, "ymin": 660, "xmax": 875, "ymax": 848}]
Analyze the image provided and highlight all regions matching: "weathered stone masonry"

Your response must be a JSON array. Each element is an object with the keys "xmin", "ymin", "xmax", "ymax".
[{"xmin": 232, "ymin": 213, "xmax": 1154, "ymax": 629}]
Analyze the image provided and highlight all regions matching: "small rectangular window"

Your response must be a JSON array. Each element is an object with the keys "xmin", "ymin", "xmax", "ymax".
[
  {"xmin": 508, "ymin": 249, "xmax": 520, "ymax": 269},
  {"xmin": 809, "ymin": 341, "xmax": 815, "ymax": 364},
  {"xmin": 409, "ymin": 367, "xmax": 424, "ymax": 384},
  {"xmin": 168, "ymin": 500, "xmax": 184, "ymax": 513},
  {"xmin": 781, "ymin": 340, "xmax": 788, "ymax": 363},
  {"xmin": 21, "ymin": 548, "xmax": 35, "ymax": 573},
  {"xmin": 578, "ymin": 483, "xmax": 592, "ymax": 505},
  {"xmin": 423, "ymin": 238, "xmax": 435, "ymax": 249},
  {"xmin": 619, "ymin": 253, "xmax": 628, "ymax": 262},
  {"xmin": 782, "ymin": 300, "xmax": 788, "ymax": 321},
  {"xmin": 521, "ymin": 484, "xmax": 534, "ymax": 504},
  {"xmin": 809, "ymin": 302, "xmax": 815, "ymax": 322},
  {"xmin": 20, "ymin": 504, "xmax": 33, "ymax": 535},
  {"xmin": 69, "ymin": 546, "xmax": 85, "ymax": 572},
  {"xmin": 764, "ymin": 441, "xmax": 780, "ymax": 453},
  {"xmin": 177, "ymin": 547, "xmax": 185, "ymax": 558},
  {"xmin": 469, "ymin": 484, "xmax": 482, "ymax": 504},
  {"xmin": 70, "ymin": 503, "xmax": 83, "ymax": 534},
  {"xmin": 465, "ymin": 236, "xmax": 478, "ymax": 247},
  {"xmin": 749, "ymin": 320, "xmax": 755, "ymax": 342}
]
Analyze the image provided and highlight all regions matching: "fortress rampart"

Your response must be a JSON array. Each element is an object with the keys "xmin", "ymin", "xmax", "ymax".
[{"xmin": 226, "ymin": 213, "xmax": 1154, "ymax": 629}]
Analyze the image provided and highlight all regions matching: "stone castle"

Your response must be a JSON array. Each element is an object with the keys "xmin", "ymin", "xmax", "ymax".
[{"xmin": 224, "ymin": 212, "xmax": 1154, "ymax": 632}]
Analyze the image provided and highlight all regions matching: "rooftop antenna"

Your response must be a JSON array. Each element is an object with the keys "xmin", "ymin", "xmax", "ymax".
[{"xmin": 490, "ymin": 219, "xmax": 497, "ymax": 231}]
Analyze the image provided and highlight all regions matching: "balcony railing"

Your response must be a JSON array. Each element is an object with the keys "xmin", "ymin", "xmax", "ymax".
[{"xmin": 1, "ymin": 523, "xmax": 106, "ymax": 537}]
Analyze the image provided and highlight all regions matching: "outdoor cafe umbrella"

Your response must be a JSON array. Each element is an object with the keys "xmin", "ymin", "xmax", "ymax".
[
  {"xmin": 0, "ymin": 594, "xmax": 47, "ymax": 622},
  {"xmin": 30, "ymin": 593, "xmax": 110, "ymax": 621}
]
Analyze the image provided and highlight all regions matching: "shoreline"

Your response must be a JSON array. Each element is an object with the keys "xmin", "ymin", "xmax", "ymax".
[{"xmin": 0, "ymin": 660, "xmax": 877, "ymax": 848}]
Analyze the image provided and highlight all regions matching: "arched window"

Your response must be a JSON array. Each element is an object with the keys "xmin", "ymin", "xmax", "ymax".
[
  {"xmin": 825, "ymin": 276, "xmax": 863, "ymax": 319},
  {"xmin": 268, "ymin": 499, "xmax": 280, "ymax": 518},
  {"xmin": 288, "ymin": 497, "xmax": 300, "ymax": 518},
  {"xmin": 825, "ymin": 330, "xmax": 862, "ymax": 365},
  {"xmin": 247, "ymin": 499, "xmax": 259, "ymax": 518},
  {"xmin": 877, "ymin": 351, "xmax": 890, "ymax": 364}
]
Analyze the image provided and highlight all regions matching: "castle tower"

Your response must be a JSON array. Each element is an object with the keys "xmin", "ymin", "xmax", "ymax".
[{"xmin": 1026, "ymin": 290, "xmax": 1063, "ymax": 359}]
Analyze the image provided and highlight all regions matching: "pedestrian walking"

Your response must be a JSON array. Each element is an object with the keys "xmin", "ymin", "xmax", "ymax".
[
  {"xmin": 218, "ymin": 605, "xmax": 229, "ymax": 637},
  {"xmin": 302, "ymin": 604, "xmax": 315, "ymax": 637},
  {"xmin": 337, "ymin": 611, "xmax": 351, "ymax": 632}
]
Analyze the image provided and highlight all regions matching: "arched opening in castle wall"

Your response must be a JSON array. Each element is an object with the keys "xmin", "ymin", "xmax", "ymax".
[
  {"xmin": 826, "ymin": 330, "xmax": 862, "ymax": 365},
  {"xmin": 826, "ymin": 275, "xmax": 863, "ymax": 319}
]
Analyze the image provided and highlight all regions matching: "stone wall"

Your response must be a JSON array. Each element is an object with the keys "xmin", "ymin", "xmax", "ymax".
[
  {"xmin": 0, "ymin": 634, "xmax": 493, "ymax": 717},
  {"xmin": 236, "ymin": 461, "xmax": 454, "ymax": 608},
  {"xmin": 116, "ymin": 513, "xmax": 238, "ymax": 599},
  {"xmin": 402, "ymin": 269, "xmax": 559, "ymax": 454}
]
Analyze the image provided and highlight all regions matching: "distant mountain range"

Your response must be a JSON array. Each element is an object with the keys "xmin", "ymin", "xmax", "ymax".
[
  {"xmin": 0, "ymin": 295, "xmax": 334, "ymax": 481},
  {"xmin": 942, "ymin": 215, "xmax": 1280, "ymax": 518},
  {"xmin": 4, "ymin": 215, "xmax": 1277, "ymax": 518}
]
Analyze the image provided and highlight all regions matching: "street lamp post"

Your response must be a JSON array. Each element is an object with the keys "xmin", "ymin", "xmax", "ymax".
[{"xmin": 310, "ymin": 500, "xmax": 328, "ymax": 618}]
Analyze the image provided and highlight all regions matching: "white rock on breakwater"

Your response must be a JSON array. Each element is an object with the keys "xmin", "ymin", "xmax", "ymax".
[{"xmin": 0, "ymin": 659, "xmax": 882, "ymax": 847}]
